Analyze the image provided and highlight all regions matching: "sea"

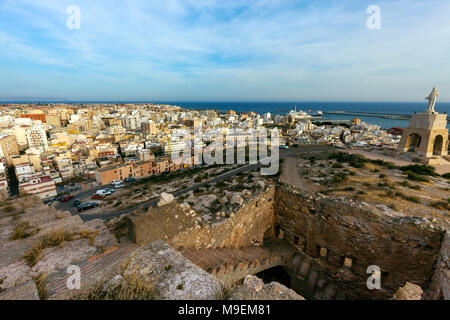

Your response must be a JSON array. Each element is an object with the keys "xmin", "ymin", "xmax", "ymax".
[
  {"xmin": 156, "ymin": 101, "xmax": 450, "ymax": 130},
  {"xmin": 3, "ymin": 100, "xmax": 450, "ymax": 130}
]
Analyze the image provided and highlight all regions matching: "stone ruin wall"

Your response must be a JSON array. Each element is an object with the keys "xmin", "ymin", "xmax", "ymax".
[
  {"xmin": 126, "ymin": 182, "xmax": 448, "ymax": 299},
  {"xmin": 426, "ymin": 231, "xmax": 449, "ymax": 299},
  {"xmin": 275, "ymin": 183, "xmax": 447, "ymax": 299},
  {"xmin": 128, "ymin": 185, "xmax": 276, "ymax": 250}
]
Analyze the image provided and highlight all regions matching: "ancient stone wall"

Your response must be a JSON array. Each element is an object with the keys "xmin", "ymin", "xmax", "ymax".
[
  {"xmin": 170, "ymin": 185, "xmax": 276, "ymax": 249},
  {"xmin": 126, "ymin": 182, "xmax": 448, "ymax": 300},
  {"xmin": 426, "ymin": 231, "xmax": 449, "ymax": 299},
  {"xmin": 127, "ymin": 202, "xmax": 198, "ymax": 245},
  {"xmin": 128, "ymin": 185, "xmax": 276, "ymax": 250},
  {"xmin": 275, "ymin": 183, "xmax": 446, "ymax": 299}
]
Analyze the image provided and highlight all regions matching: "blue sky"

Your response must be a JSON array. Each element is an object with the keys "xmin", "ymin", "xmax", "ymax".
[{"xmin": 0, "ymin": 0, "xmax": 449, "ymax": 101}]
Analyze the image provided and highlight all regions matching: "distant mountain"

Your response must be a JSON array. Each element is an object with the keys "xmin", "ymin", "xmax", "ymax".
[{"xmin": 0, "ymin": 96, "xmax": 68, "ymax": 102}]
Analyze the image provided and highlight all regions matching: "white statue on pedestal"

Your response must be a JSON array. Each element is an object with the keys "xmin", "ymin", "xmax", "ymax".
[{"xmin": 425, "ymin": 87, "xmax": 439, "ymax": 113}]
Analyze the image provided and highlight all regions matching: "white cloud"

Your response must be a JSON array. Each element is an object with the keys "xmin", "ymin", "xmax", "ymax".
[{"xmin": 0, "ymin": 0, "xmax": 449, "ymax": 101}]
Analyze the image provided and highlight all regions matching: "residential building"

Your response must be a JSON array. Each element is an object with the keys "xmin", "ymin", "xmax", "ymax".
[
  {"xmin": 26, "ymin": 125, "xmax": 48, "ymax": 152},
  {"xmin": 18, "ymin": 174, "xmax": 57, "ymax": 199}
]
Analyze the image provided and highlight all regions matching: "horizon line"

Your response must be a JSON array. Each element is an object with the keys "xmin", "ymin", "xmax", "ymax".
[{"xmin": 0, "ymin": 99, "xmax": 450, "ymax": 104}]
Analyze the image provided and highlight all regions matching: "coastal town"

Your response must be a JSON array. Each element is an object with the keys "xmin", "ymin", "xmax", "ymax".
[
  {"xmin": 0, "ymin": 96, "xmax": 449, "ymax": 301},
  {"xmin": 0, "ymin": 102, "xmax": 414, "ymax": 203}
]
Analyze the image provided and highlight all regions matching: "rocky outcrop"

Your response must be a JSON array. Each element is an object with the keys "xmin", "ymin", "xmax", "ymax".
[
  {"xmin": 394, "ymin": 282, "xmax": 423, "ymax": 300},
  {"xmin": 0, "ymin": 280, "xmax": 39, "ymax": 300},
  {"xmin": 123, "ymin": 240, "xmax": 222, "ymax": 300},
  {"xmin": 0, "ymin": 196, "xmax": 118, "ymax": 298},
  {"xmin": 157, "ymin": 193, "xmax": 174, "ymax": 207},
  {"xmin": 229, "ymin": 275, "xmax": 304, "ymax": 300}
]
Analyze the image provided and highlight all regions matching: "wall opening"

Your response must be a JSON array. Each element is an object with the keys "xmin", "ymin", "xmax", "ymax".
[
  {"xmin": 405, "ymin": 133, "xmax": 422, "ymax": 152},
  {"xmin": 255, "ymin": 266, "xmax": 291, "ymax": 289},
  {"xmin": 433, "ymin": 135, "xmax": 443, "ymax": 155}
]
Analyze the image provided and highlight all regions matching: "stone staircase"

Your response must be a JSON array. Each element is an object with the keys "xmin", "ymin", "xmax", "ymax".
[
  {"xmin": 45, "ymin": 240, "xmax": 138, "ymax": 299},
  {"xmin": 180, "ymin": 240, "xmax": 296, "ymax": 287}
]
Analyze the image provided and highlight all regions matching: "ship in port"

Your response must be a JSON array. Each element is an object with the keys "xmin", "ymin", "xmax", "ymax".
[{"xmin": 288, "ymin": 106, "xmax": 324, "ymax": 119}]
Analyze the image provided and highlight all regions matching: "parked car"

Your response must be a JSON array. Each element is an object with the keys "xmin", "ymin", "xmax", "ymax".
[
  {"xmin": 77, "ymin": 202, "xmax": 99, "ymax": 212},
  {"xmin": 92, "ymin": 194, "xmax": 106, "ymax": 200},
  {"xmin": 114, "ymin": 183, "xmax": 126, "ymax": 189},
  {"xmin": 124, "ymin": 177, "xmax": 137, "ymax": 183},
  {"xmin": 60, "ymin": 195, "xmax": 74, "ymax": 202},
  {"xmin": 95, "ymin": 189, "xmax": 109, "ymax": 196},
  {"xmin": 111, "ymin": 180, "xmax": 122, "ymax": 185},
  {"xmin": 103, "ymin": 188, "xmax": 116, "ymax": 194},
  {"xmin": 72, "ymin": 199, "xmax": 82, "ymax": 207}
]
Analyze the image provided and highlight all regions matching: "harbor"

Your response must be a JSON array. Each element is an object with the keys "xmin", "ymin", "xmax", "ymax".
[{"xmin": 323, "ymin": 111, "xmax": 412, "ymax": 120}]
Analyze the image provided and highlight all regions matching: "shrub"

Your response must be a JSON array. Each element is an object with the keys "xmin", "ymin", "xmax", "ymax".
[
  {"xmin": 395, "ymin": 192, "xmax": 420, "ymax": 203},
  {"xmin": 399, "ymin": 164, "xmax": 437, "ymax": 177},
  {"xmin": 442, "ymin": 173, "xmax": 450, "ymax": 179},
  {"xmin": 344, "ymin": 187, "xmax": 355, "ymax": 191},
  {"xmin": 331, "ymin": 172, "xmax": 348, "ymax": 184},
  {"xmin": 216, "ymin": 181, "xmax": 227, "ymax": 188},
  {"xmin": 406, "ymin": 171, "xmax": 429, "ymax": 182},
  {"xmin": 384, "ymin": 190, "xmax": 395, "ymax": 198},
  {"xmin": 430, "ymin": 201, "xmax": 449, "ymax": 210},
  {"xmin": 400, "ymin": 180, "xmax": 410, "ymax": 187},
  {"xmin": 388, "ymin": 203, "xmax": 397, "ymax": 210}
]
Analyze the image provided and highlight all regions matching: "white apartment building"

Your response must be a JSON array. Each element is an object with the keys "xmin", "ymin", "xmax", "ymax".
[
  {"xmin": 15, "ymin": 163, "xmax": 35, "ymax": 183},
  {"xmin": 164, "ymin": 140, "xmax": 189, "ymax": 156},
  {"xmin": 123, "ymin": 115, "xmax": 139, "ymax": 130},
  {"xmin": 26, "ymin": 126, "xmax": 48, "ymax": 152}
]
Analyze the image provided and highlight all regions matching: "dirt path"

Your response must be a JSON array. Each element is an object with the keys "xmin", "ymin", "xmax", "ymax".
[{"xmin": 280, "ymin": 157, "xmax": 311, "ymax": 191}]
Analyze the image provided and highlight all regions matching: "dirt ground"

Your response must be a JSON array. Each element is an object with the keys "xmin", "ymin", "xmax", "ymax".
[
  {"xmin": 347, "ymin": 149, "xmax": 450, "ymax": 175},
  {"xmin": 280, "ymin": 148, "xmax": 449, "ymax": 224}
]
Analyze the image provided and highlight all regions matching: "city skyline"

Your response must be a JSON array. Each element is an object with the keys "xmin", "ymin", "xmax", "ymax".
[{"xmin": 1, "ymin": 0, "xmax": 450, "ymax": 101}]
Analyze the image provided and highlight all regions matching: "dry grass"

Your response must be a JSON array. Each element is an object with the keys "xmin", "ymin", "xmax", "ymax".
[
  {"xmin": 23, "ymin": 228, "xmax": 102, "ymax": 267},
  {"xmin": 72, "ymin": 271, "xmax": 156, "ymax": 300},
  {"xmin": 78, "ymin": 229, "xmax": 99, "ymax": 246},
  {"xmin": 23, "ymin": 229, "xmax": 74, "ymax": 267},
  {"xmin": 33, "ymin": 273, "xmax": 49, "ymax": 300},
  {"xmin": 72, "ymin": 255, "xmax": 157, "ymax": 300},
  {"xmin": 10, "ymin": 221, "xmax": 39, "ymax": 240},
  {"xmin": 3, "ymin": 205, "xmax": 15, "ymax": 213}
]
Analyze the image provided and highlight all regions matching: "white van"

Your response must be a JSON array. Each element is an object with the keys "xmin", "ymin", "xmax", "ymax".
[{"xmin": 96, "ymin": 189, "xmax": 108, "ymax": 196}]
